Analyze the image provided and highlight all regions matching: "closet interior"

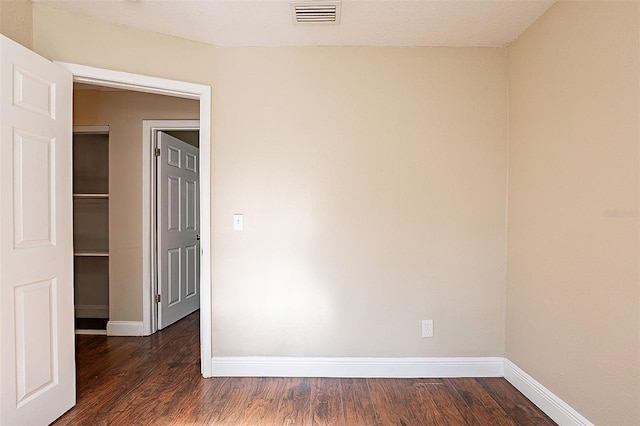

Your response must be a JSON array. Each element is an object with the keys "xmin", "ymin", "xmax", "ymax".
[{"xmin": 72, "ymin": 128, "xmax": 110, "ymax": 333}]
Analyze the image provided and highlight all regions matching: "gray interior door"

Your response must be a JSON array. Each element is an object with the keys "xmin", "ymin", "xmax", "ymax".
[{"xmin": 157, "ymin": 131, "xmax": 200, "ymax": 329}]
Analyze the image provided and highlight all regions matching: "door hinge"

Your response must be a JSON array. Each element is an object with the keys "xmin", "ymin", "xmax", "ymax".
[
  {"xmin": 155, "ymin": 294, "xmax": 161, "ymax": 303},
  {"xmin": 155, "ymin": 147, "xmax": 161, "ymax": 157}
]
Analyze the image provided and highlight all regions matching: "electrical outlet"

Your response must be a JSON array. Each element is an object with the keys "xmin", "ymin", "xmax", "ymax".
[{"xmin": 422, "ymin": 320, "xmax": 433, "ymax": 338}]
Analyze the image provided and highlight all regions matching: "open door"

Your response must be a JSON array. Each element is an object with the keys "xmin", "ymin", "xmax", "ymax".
[
  {"xmin": 0, "ymin": 35, "xmax": 75, "ymax": 424},
  {"xmin": 157, "ymin": 131, "xmax": 200, "ymax": 329}
]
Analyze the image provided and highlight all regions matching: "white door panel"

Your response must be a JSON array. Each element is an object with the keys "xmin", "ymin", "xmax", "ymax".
[
  {"xmin": 13, "ymin": 130, "xmax": 57, "ymax": 247},
  {"xmin": 167, "ymin": 247, "xmax": 181, "ymax": 306},
  {"xmin": 185, "ymin": 245, "xmax": 197, "ymax": 297},
  {"xmin": 158, "ymin": 132, "xmax": 199, "ymax": 329},
  {"xmin": 0, "ymin": 36, "xmax": 75, "ymax": 425},
  {"xmin": 185, "ymin": 179, "xmax": 197, "ymax": 231}
]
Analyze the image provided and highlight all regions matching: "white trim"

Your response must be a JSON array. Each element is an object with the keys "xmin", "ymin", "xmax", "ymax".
[
  {"xmin": 56, "ymin": 61, "xmax": 213, "ymax": 377},
  {"xmin": 74, "ymin": 304, "xmax": 109, "ymax": 318},
  {"xmin": 67, "ymin": 63, "xmax": 203, "ymax": 100},
  {"xmin": 211, "ymin": 357, "xmax": 505, "ymax": 378},
  {"xmin": 504, "ymin": 359, "xmax": 594, "ymax": 426},
  {"xmin": 106, "ymin": 321, "xmax": 144, "ymax": 336},
  {"xmin": 142, "ymin": 120, "xmax": 200, "ymax": 337}
]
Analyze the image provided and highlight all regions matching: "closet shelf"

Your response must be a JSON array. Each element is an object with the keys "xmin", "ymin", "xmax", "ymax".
[
  {"xmin": 74, "ymin": 252, "xmax": 109, "ymax": 257},
  {"xmin": 73, "ymin": 193, "xmax": 109, "ymax": 199}
]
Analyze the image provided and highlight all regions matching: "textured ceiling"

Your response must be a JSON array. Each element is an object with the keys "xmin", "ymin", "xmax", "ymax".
[{"xmin": 34, "ymin": 0, "xmax": 556, "ymax": 47}]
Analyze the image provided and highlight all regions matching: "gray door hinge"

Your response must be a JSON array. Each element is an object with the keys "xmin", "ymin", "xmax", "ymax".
[
  {"xmin": 155, "ymin": 148, "xmax": 161, "ymax": 157},
  {"xmin": 155, "ymin": 294, "xmax": 161, "ymax": 303}
]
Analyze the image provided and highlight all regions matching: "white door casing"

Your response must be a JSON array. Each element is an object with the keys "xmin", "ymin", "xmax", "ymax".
[
  {"xmin": 0, "ymin": 35, "xmax": 75, "ymax": 425},
  {"xmin": 56, "ymin": 62, "xmax": 212, "ymax": 377},
  {"xmin": 157, "ymin": 132, "xmax": 200, "ymax": 329}
]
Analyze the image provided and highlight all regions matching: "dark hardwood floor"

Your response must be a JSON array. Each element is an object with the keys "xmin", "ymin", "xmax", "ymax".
[{"xmin": 54, "ymin": 312, "xmax": 556, "ymax": 425}]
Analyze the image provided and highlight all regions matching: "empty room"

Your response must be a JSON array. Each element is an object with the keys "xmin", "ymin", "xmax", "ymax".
[{"xmin": 0, "ymin": 1, "xmax": 638, "ymax": 425}]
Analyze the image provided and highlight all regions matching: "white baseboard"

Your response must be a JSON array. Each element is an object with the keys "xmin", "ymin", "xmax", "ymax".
[
  {"xmin": 210, "ymin": 356, "xmax": 504, "ymax": 378},
  {"xmin": 210, "ymin": 356, "xmax": 592, "ymax": 424},
  {"xmin": 106, "ymin": 320, "xmax": 144, "ymax": 336},
  {"xmin": 504, "ymin": 359, "xmax": 594, "ymax": 426},
  {"xmin": 74, "ymin": 304, "xmax": 109, "ymax": 319}
]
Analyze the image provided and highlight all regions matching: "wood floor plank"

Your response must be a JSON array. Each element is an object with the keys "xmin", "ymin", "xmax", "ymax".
[
  {"xmin": 109, "ymin": 362, "xmax": 198, "ymax": 423},
  {"xmin": 342, "ymin": 378, "xmax": 380, "ymax": 426},
  {"xmin": 54, "ymin": 370, "xmax": 147, "ymax": 425},
  {"xmin": 273, "ymin": 377, "xmax": 313, "ymax": 425},
  {"xmin": 242, "ymin": 398, "xmax": 278, "ymax": 426},
  {"xmin": 409, "ymin": 379, "xmax": 452, "ymax": 426},
  {"xmin": 310, "ymin": 378, "xmax": 345, "ymax": 426},
  {"xmin": 416, "ymin": 379, "xmax": 476, "ymax": 425},
  {"xmin": 447, "ymin": 377, "xmax": 517, "ymax": 426},
  {"xmin": 478, "ymin": 377, "xmax": 556, "ymax": 425},
  {"xmin": 208, "ymin": 377, "xmax": 256, "ymax": 425},
  {"xmin": 242, "ymin": 377, "xmax": 288, "ymax": 425},
  {"xmin": 251, "ymin": 376, "xmax": 288, "ymax": 400},
  {"xmin": 175, "ymin": 377, "xmax": 238, "ymax": 424},
  {"xmin": 368, "ymin": 378, "xmax": 442, "ymax": 426}
]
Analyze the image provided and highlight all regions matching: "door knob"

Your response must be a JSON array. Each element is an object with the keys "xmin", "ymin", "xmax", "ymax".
[{"xmin": 196, "ymin": 234, "xmax": 200, "ymax": 240}]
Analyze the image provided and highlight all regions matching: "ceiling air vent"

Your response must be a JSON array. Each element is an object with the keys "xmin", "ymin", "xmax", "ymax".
[{"xmin": 291, "ymin": 1, "xmax": 341, "ymax": 25}]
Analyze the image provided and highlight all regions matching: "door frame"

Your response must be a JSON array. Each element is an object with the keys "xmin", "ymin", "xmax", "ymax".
[
  {"xmin": 56, "ymin": 62, "xmax": 213, "ymax": 377},
  {"xmin": 143, "ymin": 120, "xmax": 200, "ymax": 335}
]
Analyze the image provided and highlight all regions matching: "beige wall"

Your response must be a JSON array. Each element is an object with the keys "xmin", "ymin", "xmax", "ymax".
[
  {"xmin": 34, "ymin": 5, "xmax": 510, "ymax": 357},
  {"xmin": 32, "ymin": 5, "xmax": 216, "ymax": 85},
  {"xmin": 0, "ymin": 0, "xmax": 32, "ymax": 49},
  {"xmin": 507, "ymin": 2, "xmax": 640, "ymax": 425},
  {"xmin": 74, "ymin": 89, "xmax": 199, "ymax": 321},
  {"xmin": 212, "ymin": 47, "xmax": 509, "ymax": 356}
]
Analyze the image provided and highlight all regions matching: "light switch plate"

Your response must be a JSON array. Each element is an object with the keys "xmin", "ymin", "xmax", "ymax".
[{"xmin": 233, "ymin": 214, "xmax": 243, "ymax": 231}]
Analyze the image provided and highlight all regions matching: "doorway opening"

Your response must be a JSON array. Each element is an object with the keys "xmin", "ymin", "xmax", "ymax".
[
  {"xmin": 59, "ymin": 62, "xmax": 213, "ymax": 377},
  {"xmin": 144, "ymin": 121, "xmax": 201, "ymax": 333}
]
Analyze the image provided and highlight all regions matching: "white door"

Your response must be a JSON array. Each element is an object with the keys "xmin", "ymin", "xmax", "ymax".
[
  {"xmin": 157, "ymin": 132, "xmax": 200, "ymax": 329},
  {"xmin": 0, "ymin": 36, "xmax": 75, "ymax": 425}
]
